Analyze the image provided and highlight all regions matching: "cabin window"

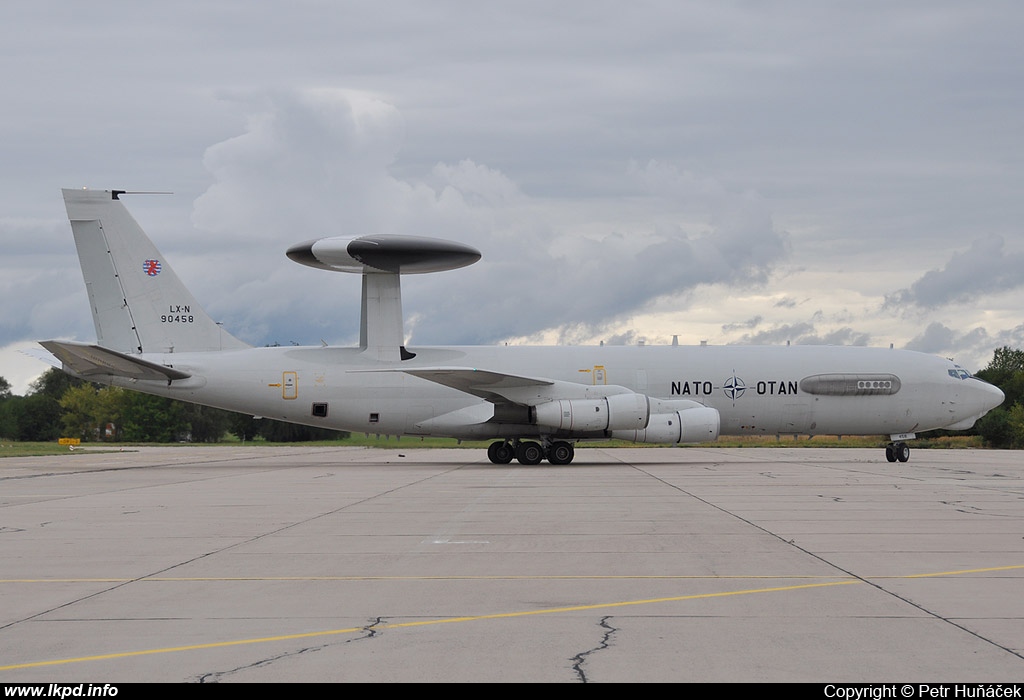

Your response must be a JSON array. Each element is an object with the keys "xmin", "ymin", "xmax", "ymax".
[
  {"xmin": 311, "ymin": 403, "xmax": 328, "ymax": 418},
  {"xmin": 368, "ymin": 412, "xmax": 380, "ymax": 423}
]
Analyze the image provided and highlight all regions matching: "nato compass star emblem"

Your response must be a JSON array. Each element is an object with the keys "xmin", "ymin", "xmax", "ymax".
[{"xmin": 723, "ymin": 374, "xmax": 746, "ymax": 402}]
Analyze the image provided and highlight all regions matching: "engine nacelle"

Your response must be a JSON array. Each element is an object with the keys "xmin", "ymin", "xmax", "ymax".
[
  {"xmin": 534, "ymin": 392, "xmax": 650, "ymax": 432},
  {"xmin": 611, "ymin": 405, "xmax": 720, "ymax": 444}
]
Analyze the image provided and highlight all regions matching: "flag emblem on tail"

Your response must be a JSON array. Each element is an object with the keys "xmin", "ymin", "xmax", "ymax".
[{"xmin": 143, "ymin": 259, "xmax": 162, "ymax": 276}]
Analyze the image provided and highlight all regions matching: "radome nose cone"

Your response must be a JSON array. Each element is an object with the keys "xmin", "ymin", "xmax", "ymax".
[{"xmin": 982, "ymin": 381, "xmax": 1006, "ymax": 411}]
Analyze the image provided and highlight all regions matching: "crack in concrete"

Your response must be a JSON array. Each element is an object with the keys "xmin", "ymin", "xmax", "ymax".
[
  {"xmin": 195, "ymin": 617, "xmax": 385, "ymax": 683},
  {"xmin": 570, "ymin": 616, "xmax": 616, "ymax": 683}
]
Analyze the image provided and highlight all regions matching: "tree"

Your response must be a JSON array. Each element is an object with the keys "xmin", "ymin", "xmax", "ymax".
[
  {"xmin": 226, "ymin": 413, "xmax": 348, "ymax": 442},
  {"xmin": 181, "ymin": 404, "xmax": 234, "ymax": 442},
  {"xmin": 974, "ymin": 408, "xmax": 1013, "ymax": 448},
  {"xmin": 1008, "ymin": 404, "xmax": 1024, "ymax": 449},
  {"xmin": 0, "ymin": 395, "xmax": 19, "ymax": 440},
  {"xmin": 59, "ymin": 384, "xmax": 102, "ymax": 440},
  {"xmin": 256, "ymin": 418, "xmax": 348, "ymax": 442},
  {"xmin": 29, "ymin": 367, "xmax": 84, "ymax": 399},
  {"xmin": 119, "ymin": 393, "xmax": 189, "ymax": 442},
  {"xmin": 228, "ymin": 412, "xmax": 263, "ymax": 442},
  {"xmin": 16, "ymin": 393, "xmax": 63, "ymax": 441},
  {"xmin": 974, "ymin": 346, "xmax": 1024, "ymax": 448},
  {"xmin": 978, "ymin": 346, "xmax": 1024, "ymax": 376},
  {"xmin": 0, "ymin": 376, "xmax": 14, "ymax": 439},
  {"xmin": 976, "ymin": 346, "xmax": 1024, "ymax": 408},
  {"xmin": 59, "ymin": 385, "xmax": 124, "ymax": 441}
]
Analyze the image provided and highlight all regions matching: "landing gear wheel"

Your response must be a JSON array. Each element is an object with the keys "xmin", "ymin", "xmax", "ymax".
[
  {"xmin": 515, "ymin": 441, "xmax": 544, "ymax": 465},
  {"xmin": 885, "ymin": 442, "xmax": 910, "ymax": 463},
  {"xmin": 487, "ymin": 441, "xmax": 514, "ymax": 464},
  {"xmin": 896, "ymin": 442, "xmax": 910, "ymax": 463},
  {"xmin": 547, "ymin": 441, "xmax": 575, "ymax": 465}
]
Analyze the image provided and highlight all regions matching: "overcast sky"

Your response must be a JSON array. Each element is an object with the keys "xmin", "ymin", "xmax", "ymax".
[{"xmin": 2, "ymin": 1, "xmax": 1023, "ymax": 393}]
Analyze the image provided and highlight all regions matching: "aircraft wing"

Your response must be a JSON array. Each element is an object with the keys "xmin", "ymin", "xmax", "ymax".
[
  {"xmin": 397, "ymin": 367, "xmax": 555, "ymax": 404},
  {"xmin": 39, "ymin": 340, "xmax": 192, "ymax": 382},
  {"xmin": 362, "ymin": 366, "xmax": 635, "ymax": 408}
]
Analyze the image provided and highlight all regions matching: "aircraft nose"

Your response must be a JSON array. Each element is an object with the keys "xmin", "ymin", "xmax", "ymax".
[
  {"xmin": 940, "ymin": 378, "xmax": 1004, "ymax": 430},
  {"xmin": 981, "ymin": 380, "xmax": 1005, "ymax": 411},
  {"xmin": 971, "ymin": 379, "xmax": 1005, "ymax": 414}
]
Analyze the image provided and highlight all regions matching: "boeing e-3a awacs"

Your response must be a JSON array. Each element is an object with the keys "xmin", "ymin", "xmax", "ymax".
[{"xmin": 41, "ymin": 188, "xmax": 1004, "ymax": 465}]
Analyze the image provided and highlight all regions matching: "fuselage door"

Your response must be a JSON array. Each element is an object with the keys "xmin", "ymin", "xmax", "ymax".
[{"xmin": 282, "ymin": 371, "xmax": 298, "ymax": 400}]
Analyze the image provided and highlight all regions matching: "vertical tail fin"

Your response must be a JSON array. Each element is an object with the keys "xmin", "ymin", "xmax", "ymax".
[{"xmin": 62, "ymin": 188, "xmax": 250, "ymax": 354}]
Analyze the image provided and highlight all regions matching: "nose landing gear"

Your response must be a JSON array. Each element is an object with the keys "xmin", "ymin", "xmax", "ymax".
[{"xmin": 885, "ymin": 441, "xmax": 911, "ymax": 463}]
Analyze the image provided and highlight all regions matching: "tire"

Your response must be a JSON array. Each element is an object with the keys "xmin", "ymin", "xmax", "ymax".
[
  {"xmin": 885, "ymin": 445, "xmax": 896, "ymax": 463},
  {"xmin": 896, "ymin": 443, "xmax": 911, "ymax": 463},
  {"xmin": 487, "ymin": 441, "xmax": 514, "ymax": 464},
  {"xmin": 515, "ymin": 441, "xmax": 544, "ymax": 465},
  {"xmin": 547, "ymin": 441, "xmax": 574, "ymax": 465}
]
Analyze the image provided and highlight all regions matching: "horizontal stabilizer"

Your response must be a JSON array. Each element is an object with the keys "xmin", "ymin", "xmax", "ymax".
[
  {"xmin": 39, "ymin": 340, "xmax": 191, "ymax": 381},
  {"xmin": 19, "ymin": 346, "xmax": 61, "ymax": 369}
]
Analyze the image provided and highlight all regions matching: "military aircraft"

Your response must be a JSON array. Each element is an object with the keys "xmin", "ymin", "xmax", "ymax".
[{"xmin": 41, "ymin": 188, "xmax": 1004, "ymax": 465}]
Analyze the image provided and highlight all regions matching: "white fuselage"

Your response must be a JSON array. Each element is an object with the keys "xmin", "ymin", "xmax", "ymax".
[{"xmin": 108, "ymin": 343, "xmax": 1003, "ymax": 441}]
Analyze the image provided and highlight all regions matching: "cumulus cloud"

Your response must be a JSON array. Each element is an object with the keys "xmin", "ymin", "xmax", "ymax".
[
  {"xmin": 992, "ymin": 323, "xmax": 1024, "ymax": 349},
  {"xmin": 901, "ymin": 322, "xmax": 1024, "ymax": 371},
  {"xmin": 722, "ymin": 316, "xmax": 763, "ymax": 333},
  {"xmin": 0, "ymin": 217, "xmax": 93, "ymax": 349},
  {"xmin": 413, "ymin": 159, "xmax": 790, "ymax": 343},
  {"xmin": 885, "ymin": 235, "xmax": 1024, "ymax": 310},
  {"xmin": 186, "ymin": 90, "xmax": 791, "ymax": 347},
  {"xmin": 905, "ymin": 321, "xmax": 989, "ymax": 356},
  {"xmin": 731, "ymin": 321, "xmax": 871, "ymax": 347},
  {"xmin": 194, "ymin": 88, "xmax": 407, "ymax": 241},
  {"xmin": 603, "ymin": 330, "xmax": 642, "ymax": 346},
  {"xmin": 4, "ymin": 3, "xmax": 1022, "ymax": 391}
]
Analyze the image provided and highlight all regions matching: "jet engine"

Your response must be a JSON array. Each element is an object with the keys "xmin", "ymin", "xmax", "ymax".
[
  {"xmin": 611, "ymin": 399, "xmax": 720, "ymax": 444},
  {"xmin": 533, "ymin": 392, "xmax": 650, "ymax": 432}
]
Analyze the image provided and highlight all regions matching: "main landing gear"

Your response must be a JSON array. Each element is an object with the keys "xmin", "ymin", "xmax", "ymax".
[
  {"xmin": 885, "ymin": 441, "xmax": 911, "ymax": 463},
  {"xmin": 487, "ymin": 439, "xmax": 576, "ymax": 465}
]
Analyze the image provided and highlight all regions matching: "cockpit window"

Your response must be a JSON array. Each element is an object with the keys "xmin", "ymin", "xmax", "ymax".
[{"xmin": 948, "ymin": 367, "xmax": 972, "ymax": 380}]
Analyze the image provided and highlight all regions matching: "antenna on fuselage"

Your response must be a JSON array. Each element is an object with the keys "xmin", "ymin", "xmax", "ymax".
[
  {"xmin": 285, "ymin": 235, "xmax": 481, "ymax": 362},
  {"xmin": 109, "ymin": 190, "xmax": 173, "ymax": 200}
]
